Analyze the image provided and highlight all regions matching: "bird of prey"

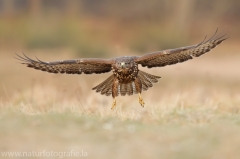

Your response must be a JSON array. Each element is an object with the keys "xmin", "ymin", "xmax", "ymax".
[{"xmin": 15, "ymin": 30, "xmax": 227, "ymax": 109}]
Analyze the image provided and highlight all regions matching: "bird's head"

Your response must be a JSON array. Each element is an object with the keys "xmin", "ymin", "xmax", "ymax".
[{"xmin": 115, "ymin": 58, "xmax": 134, "ymax": 74}]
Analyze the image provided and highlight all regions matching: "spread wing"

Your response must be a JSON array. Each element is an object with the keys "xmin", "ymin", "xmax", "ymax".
[
  {"xmin": 15, "ymin": 53, "xmax": 113, "ymax": 74},
  {"xmin": 135, "ymin": 29, "xmax": 228, "ymax": 68}
]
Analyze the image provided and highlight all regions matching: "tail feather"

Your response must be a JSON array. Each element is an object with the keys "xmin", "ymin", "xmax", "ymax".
[
  {"xmin": 138, "ymin": 71, "xmax": 161, "ymax": 91},
  {"xmin": 120, "ymin": 84, "xmax": 127, "ymax": 96},
  {"xmin": 92, "ymin": 75, "xmax": 113, "ymax": 92},
  {"xmin": 92, "ymin": 71, "xmax": 161, "ymax": 96},
  {"xmin": 127, "ymin": 82, "xmax": 134, "ymax": 96},
  {"xmin": 92, "ymin": 75, "xmax": 114, "ymax": 96}
]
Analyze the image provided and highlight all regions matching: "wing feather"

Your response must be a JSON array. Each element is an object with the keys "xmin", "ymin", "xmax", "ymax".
[
  {"xmin": 135, "ymin": 29, "xmax": 228, "ymax": 68},
  {"xmin": 15, "ymin": 53, "xmax": 113, "ymax": 74}
]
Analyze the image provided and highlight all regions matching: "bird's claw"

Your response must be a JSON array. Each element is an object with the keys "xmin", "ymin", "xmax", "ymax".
[
  {"xmin": 111, "ymin": 98, "xmax": 116, "ymax": 109},
  {"xmin": 139, "ymin": 98, "xmax": 145, "ymax": 107},
  {"xmin": 138, "ymin": 93, "xmax": 145, "ymax": 107}
]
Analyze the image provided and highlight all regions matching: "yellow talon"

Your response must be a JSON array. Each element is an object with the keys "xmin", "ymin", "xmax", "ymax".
[
  {"xmin": 111, "ymin": 97, "xmax": 116, "ymax": 109},
  {"xmin": 138, "ymin": 93, "xmax": 145, "ymax": 107}
]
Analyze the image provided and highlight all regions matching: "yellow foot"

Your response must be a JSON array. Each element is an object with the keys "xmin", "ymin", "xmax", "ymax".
[
  {"xmin": 138, "ymin": 93, "xmax": 145, "ymax": 107},
  {"xmin": 111, "ymin": 98, "xmax": 116, "ymax": 109}
]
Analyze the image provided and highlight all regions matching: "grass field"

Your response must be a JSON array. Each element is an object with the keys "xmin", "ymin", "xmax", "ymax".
[{"xmin": 0, "ymin": 42, "xmax": 240, "ymax": 159}]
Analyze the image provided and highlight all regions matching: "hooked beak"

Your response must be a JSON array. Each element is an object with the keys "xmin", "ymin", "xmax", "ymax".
[{"xmin": 121, "ymin": 62, "xmax": 125, "ymax": 69}]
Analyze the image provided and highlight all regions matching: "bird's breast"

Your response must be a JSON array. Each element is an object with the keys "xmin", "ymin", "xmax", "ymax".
[{"xmin": 113, "ymin": 64, "xmax": 138, "ymax": 84}]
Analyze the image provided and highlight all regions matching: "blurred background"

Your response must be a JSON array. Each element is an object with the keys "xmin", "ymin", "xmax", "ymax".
[
  {"xmin": 0, "ymin": 0, "xmax": 239, "ymax": 55},
  {"xmin": 0, "ymin": 0, "xmax": 239, "ymax": 104},
  {"xmin": 0, "ymin": 1, "xmax": 240, "ymax": 159}
]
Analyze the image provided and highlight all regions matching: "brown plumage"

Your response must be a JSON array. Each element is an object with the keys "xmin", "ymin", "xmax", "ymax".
[{"xmin": 15, "ymin": 29, "xmax": 228, "ymax": 109}]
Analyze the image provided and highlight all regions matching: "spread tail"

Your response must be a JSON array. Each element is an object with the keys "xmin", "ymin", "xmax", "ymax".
[{"xmin": 92, "ymin": 71, "xmax": 161, "ymax": 96}]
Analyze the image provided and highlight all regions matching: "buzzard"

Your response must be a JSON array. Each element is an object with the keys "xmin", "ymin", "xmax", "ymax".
[{"xmin": 15, "ymin": 30, "xmax": 227, "ymax": 109}]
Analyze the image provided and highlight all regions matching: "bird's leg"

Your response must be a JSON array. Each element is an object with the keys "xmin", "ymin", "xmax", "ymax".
[
  {"xmin": 138, "ymin": 93, "xmax": 145, "ymax": 107},
  {"xmin": 111, "ymin": 78, "xmax": 118, "ymax": 109},
  {"xmin": 134, "ymin": 78, "xmax": 145, "ymax": 107},
  {"xmin": 111, "ymin": 97, "xmax": 117, "ymax": 109}
]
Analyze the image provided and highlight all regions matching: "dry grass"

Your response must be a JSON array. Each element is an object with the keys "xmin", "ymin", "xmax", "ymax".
[{"xmin": 0, "ymin": 43, "xmax": 240, "ymax": 159}]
